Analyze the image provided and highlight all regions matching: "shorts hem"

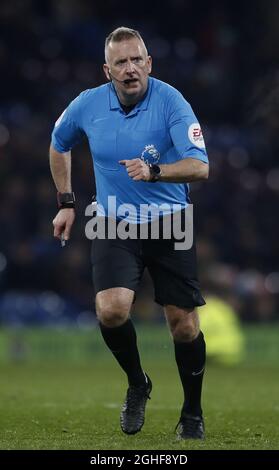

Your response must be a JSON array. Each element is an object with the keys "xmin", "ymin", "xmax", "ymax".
[
  {"xmin": 154, "ymin": 297, "xmax": 206, "ymax": 309},
  {"xmin": 94, "ymin": 283, "xmax": 137, "ymax": 295}
]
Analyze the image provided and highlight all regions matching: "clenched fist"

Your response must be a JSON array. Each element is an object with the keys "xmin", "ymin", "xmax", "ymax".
[{"xmin": 119, "ymin": 158, "xmax": 151, "ymax": 181}]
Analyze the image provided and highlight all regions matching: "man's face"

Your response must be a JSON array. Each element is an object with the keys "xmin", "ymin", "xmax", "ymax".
[{"xmin": 103, "ymin": 37, "xmax": 152, "ymax": 105}]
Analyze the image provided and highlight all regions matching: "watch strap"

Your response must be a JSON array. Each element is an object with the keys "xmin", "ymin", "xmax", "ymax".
[
  {"xmin": 57, "ymin": 192, "xmax": 76, "ymax": 209},
  {"xmin": 148, "ymin": 164, "xmax": 161, "ymax": 182}
]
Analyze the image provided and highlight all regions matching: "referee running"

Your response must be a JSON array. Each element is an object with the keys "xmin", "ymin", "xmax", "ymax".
[{"xmin": 50, "ymin": 27, "xmax": 209, "ymax": 440}]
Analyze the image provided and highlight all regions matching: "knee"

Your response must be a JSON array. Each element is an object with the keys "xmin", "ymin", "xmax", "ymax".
[
  {"xmin": 172, "ymin": 322, "xmax": 199, "ymax": 342},
  {"xmin": 97, "ymin": 306, "xmax": 129, "ymax": 327},
  {"xmin": 96, "ymin": 297, "xmax": 130, "ymax": 328},
  {"xmin": 168, "ymin": 313, "xmax": 200, "ymax": 343}
]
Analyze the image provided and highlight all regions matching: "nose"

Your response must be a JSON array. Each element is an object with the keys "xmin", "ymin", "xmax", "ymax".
[{"xmin": 125, "ymin": 60, "xmax": 135, "ymax": 74}]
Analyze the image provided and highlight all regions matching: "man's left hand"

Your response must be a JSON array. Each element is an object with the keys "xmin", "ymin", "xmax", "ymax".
[{"xmin": 119, "ymin": 158, "xmax": 151, "ymax": 181}]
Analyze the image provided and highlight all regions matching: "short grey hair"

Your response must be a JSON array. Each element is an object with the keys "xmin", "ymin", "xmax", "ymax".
[{"xmin": 105, "ymin": 26, "xmax": 147, "ymax": 62}]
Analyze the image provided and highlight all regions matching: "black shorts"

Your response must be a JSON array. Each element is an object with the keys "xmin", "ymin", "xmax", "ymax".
[{"xmin": 91, "ymin": 213, "xmax": 205, "ymax": 309}]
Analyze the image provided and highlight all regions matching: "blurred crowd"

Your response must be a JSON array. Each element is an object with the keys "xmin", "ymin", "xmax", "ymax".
[{"xmin": 0, "ymin": 0, "xmax": 279, "ymax": 326}]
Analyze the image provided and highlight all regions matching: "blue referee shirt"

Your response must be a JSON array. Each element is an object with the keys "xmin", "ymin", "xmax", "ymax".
[{"xmin": 51, "ymin": 77, "xmax": 208, "ymax": 223}]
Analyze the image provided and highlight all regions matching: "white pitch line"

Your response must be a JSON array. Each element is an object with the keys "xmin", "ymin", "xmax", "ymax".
[{"xmin": 104, "ymin": 403, "xmax": 180, "ymax": 410}]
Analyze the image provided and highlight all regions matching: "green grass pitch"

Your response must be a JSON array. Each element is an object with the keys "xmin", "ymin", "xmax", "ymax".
[{"xmin": 0, "ymin": 326, "xmax": 278, "ymax": 450}]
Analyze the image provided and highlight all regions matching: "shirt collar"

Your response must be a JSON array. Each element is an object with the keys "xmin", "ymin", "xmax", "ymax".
[{"xmin": 109, "ymin": 77, "xmax": 153, "ymax": 115}]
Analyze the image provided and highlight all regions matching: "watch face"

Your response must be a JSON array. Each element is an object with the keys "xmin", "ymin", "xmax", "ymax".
[
  {"xmin": 61, "ymin": 194, "xmax": 72, "ymax": 203},
  {"xmin": 149, "ymin": 164, "xmax": 161, "ymax": 182},
  {"xmin": 58, "ymin": 192, "xmax": 75, "ymax": 204},
  {"xmin": 153, "ymin": 164, "xmax": 161, "ymax": 175}
]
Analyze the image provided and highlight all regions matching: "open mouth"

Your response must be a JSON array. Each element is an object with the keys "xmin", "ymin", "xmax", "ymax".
[{"xmin": 123, "ymin": 78, "xmax": 139, "ymax": 85}]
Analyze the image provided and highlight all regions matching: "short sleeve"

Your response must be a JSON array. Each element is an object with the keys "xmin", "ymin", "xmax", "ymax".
[
  {"xmin": 51, "ymin": 94, "xmax": 85, "ymax": 153},
  {"xmin": 166, "ymin": 89, "xmax": 208, "ymax": 163}
]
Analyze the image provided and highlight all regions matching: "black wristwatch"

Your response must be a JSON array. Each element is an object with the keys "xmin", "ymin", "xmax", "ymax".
[
  {"xmin": 57, "ymin": 192, "xmax": 76, "ymax": 209},
  {"xmin": 148, "ymin": 164, "xmax": 162, "ymax": 182}
]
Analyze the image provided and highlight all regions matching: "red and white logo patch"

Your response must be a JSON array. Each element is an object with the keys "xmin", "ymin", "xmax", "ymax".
[{"xmin": 188, "ymin": 123, "xmax": 205, "ymax": 149}]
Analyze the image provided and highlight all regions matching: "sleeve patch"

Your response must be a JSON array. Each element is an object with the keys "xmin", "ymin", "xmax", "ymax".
[{"xmin": 188, "ymin": 123, "xmax": 205, "ymax": 149}]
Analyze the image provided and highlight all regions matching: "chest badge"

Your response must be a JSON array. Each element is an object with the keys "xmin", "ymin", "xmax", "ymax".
[{"xmin": 140, "ymin": 144, "xmax": 160, "ymax": 164}]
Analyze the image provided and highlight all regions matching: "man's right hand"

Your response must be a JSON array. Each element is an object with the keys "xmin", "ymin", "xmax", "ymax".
[{"xmin": 52, "ymin": 208, "xmax": 75, "ymax": 241}]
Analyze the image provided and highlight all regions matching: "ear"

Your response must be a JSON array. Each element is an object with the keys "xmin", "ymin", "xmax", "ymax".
[
  {"xmin": 103, "ymin": 64, "xmax": 111, "ymax": 81},
  {"xmin": 147, "ymin": 56, "xmax": 152, "ymax": 74}
]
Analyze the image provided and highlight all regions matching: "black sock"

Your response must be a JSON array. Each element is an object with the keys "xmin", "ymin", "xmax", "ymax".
[
  {"xmin": 174, "ymin": 331, "xmax": 206, "ymax": 417},
  {"xmin": 99, "ymin": 319, "xmax": 146, "ymax": 387}
]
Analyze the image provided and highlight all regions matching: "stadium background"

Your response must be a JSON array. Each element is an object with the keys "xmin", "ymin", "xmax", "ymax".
[{"xmin": 0, "ymin": 0, "xmax": 278, "ymax": 450}]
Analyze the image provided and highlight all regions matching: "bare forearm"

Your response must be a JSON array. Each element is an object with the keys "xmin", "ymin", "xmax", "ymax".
[
  {"xmin": 49, "ymin": 144, "xmax": 72, "ymax": 192},
  {"xmin": 159, "ymin": 158, "xmax": 209, "ymax": 183}
]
